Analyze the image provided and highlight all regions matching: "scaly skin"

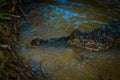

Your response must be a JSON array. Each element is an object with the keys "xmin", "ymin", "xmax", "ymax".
[{"xmin": 31, "ymin": 21, "xmax": 120, "ymax": 51}]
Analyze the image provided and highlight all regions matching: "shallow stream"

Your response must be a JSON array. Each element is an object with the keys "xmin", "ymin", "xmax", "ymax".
[{"xmin": 19, "ymin": 1, "xmax": 120, "ymax": 80}]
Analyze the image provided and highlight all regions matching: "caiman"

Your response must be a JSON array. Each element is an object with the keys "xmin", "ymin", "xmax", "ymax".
[{"xmin": 31, "ymin": 21, "xmax": 120, "ymax": 51}]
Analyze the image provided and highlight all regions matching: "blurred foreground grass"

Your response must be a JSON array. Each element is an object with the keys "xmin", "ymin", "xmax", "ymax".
[{"xmin": 0, "ymin": 0, "xmax": 47, "ymax": 80}]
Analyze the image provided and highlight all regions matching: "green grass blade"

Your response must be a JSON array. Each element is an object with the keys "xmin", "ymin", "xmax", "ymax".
[
  {"xmin": 0, "ymin": 13, "xmax": 20, "ymax": 18},
  {"xmin": 0, "ymin": 22, "xmax": 10, "ymax": 30},
  {"xmin": 0, "ymin": 1, "xmax": 9, "ymax": 8},
  {"xmin": 0, "ymin": 14, "xmax": 11, "ymax": 20},
  {"xmin": 0, "ymin": 57, "xmax": 8, "ymax": 72}
]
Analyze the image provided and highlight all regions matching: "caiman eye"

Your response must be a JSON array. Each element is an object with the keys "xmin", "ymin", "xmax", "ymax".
[{"xmin": 31, "ymin": 38, "xmax": 40, "ymax": 46}]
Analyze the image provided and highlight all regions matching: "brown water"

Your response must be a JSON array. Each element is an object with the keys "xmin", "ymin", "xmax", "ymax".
[{"xmin": 19, "ymin": 1, "xmax": 120, "ymax": 80}]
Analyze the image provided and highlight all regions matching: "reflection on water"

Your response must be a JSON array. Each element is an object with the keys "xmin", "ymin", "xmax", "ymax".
[{"xmin": 19, "ymin": 1, "xmax": 120, "ymax": 80}]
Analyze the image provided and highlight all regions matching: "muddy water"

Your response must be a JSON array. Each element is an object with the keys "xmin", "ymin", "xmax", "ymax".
[{"xmin": 19, "ymin": 1, "xmax": 120, "ymax": 80}]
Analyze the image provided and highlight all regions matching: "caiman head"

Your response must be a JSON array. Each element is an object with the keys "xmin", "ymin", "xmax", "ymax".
[{"xmin": 31, "ymin": 38, "xmax": 47, "ymax": 46}]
